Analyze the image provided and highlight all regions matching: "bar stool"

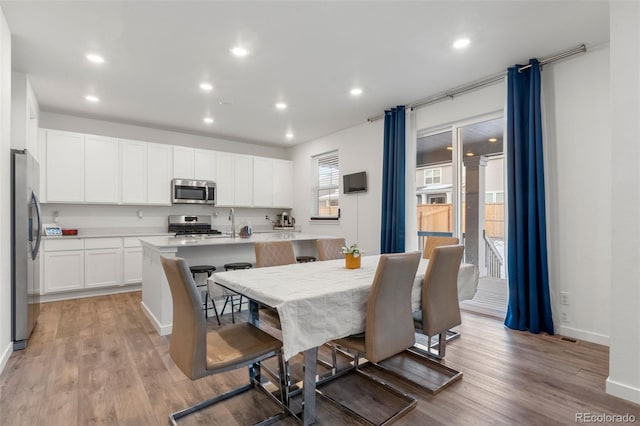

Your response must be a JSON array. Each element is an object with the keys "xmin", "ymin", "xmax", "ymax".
[
  {"xmin": 296, "ymin": 256, "xmax": 316, "ymax": 263},
  {"xmin": 223, "ymin": 262, "xmax": 252, "ymax": 318},
  {"xmin": 189, "ymin": 265, "xmax": 221, "ymax": 325}
]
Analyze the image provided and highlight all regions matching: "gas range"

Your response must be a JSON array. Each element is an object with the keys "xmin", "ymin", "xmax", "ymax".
[{"xmin": 168, "ymin": 215, "xmax": 222, "ymax": 237}]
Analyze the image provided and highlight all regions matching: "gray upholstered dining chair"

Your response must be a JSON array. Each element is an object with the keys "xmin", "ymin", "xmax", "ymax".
[
  {"xmin": 253, "ymin": 240, "xmax": 298, "ymax": 328},
  {"xmin": 255, "ymin": 240, "xmax": 297, "ymax": 267},
  {"xmin": 423, "ymin": 236, "xmax": 459, "ymax": 259},
  {"xmin": 422, "ymin": 236, "xmax": 463, "ymax": 344},
  {"xmin": 160, "ymin": 256, "xmax": 289, "ymax": 425},
  {"xmin": 414, "ymin": 244, "xmax": 464, "ymax": 359},
  {"xmin": 323, "ymin": 251, "xmax": 422, "ymax": 425},
  {"xmin": 316, "ymin": 238, "xmax": 346, "ymax": 261}
]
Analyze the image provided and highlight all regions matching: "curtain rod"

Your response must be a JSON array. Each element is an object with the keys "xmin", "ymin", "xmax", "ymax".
[{"xmin": 367, "ymin": 44, "xmax": 587, "ymax": 123}]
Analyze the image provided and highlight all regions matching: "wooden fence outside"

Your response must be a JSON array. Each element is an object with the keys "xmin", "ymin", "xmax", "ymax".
[{"xmin": 417, "ymin": 203, "xmax": 504, "ymax": 238}]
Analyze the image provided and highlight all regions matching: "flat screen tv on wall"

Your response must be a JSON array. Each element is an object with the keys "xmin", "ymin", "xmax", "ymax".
[{"xmin": 343, "ymin": 171, "xmax": 367, "ymax": 194}]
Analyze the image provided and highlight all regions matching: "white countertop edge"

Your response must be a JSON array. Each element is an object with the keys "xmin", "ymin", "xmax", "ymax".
[{"xmin": 139, "ymin": 233, "xmax": 325, "ymax": 249}]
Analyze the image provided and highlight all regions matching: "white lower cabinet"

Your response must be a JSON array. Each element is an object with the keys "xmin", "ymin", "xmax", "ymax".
[
  {"xmin": 123, "ymin": 248, "xmax": 143, "ymax": 284},
  {"xmin": 43, "ymin": 250, "xmax": 85, "ymax": 293},
  {"xmin": 84, "ymin": 246, "xmax": 123, "ymax": 288},
  {"xmin": 43, "ymin": 236, "xmax": 145, "ymax": 294},
  {"xmin": 123, "ymin": 237, "xmax": 143, "ymax": 284}
]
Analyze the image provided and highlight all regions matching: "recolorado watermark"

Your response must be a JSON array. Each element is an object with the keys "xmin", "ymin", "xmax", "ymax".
[{"xmin": 575, "ymin": 412, "xmax": 636, "ymax": 423}]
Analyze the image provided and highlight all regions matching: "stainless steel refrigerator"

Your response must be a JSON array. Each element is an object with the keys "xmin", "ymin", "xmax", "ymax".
[{"xmin": 11, "ymin": 149, "xmax": 42, "ymax": 350}]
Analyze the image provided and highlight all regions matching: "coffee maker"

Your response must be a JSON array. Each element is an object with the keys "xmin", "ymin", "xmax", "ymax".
[{"xmin": 278, "ymin": 211, "xmax": 295, "ymax": 228}]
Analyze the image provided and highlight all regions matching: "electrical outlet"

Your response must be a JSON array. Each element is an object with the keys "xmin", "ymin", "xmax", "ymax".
[
  {"xmin": 560, "ymin": 291, "xmax": 570, "ymax": 305},
  {"xmin": 265, "ymin": 215, "xmax": 270, "ymax": 221},
  {"xmin": 561, "ymin": 312, "xmax": 569, "ymax": 323}
]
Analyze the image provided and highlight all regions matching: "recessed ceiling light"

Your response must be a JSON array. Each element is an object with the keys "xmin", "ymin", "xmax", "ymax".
[
  {"xmin": 453, "ymin": 38, "xmax": 470, "ymax": 49},
  {"xmin": 488, "ymin": 138, "xmax": 497, "ymax": 142},
  {"xmin": 350, "ymin": 87, "xmax": 363, "ymax": 96},
  {"xmin": 86, "ymin": 53, "xmax": 104, "ymax": 64},
  {"xmin": 203, "ymin": 117, "xmax": 214, "ymax": 124},
  {"xmin": 230, "ymin": 47, "xmax": 249, "ymax": 57},
  {"xmin": 446, "ymin": 146, "xmax": 453, "ymax": 151},
  {"xmin": 85, "ymin": 95, "xmax": 99, "ymax": 102},
  {"xmin": 465, "ymin": 152, "xmax": 474, "ymax": 157},
  {"xmin": 285, "ymin": 132, "xmax": 294, "ymax": 139},
  {"xmin": 199, "ymin": 82, "xmax": 213, "ymax": 91},
  {"xmin": 275, "ymin": 102, "xmax": 287, "ymax": 110}
]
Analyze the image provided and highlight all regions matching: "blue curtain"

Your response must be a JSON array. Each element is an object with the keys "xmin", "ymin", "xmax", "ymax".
[
  {"xmin": 505, "ymin": 59, "xmax": 554, "ymax": 334},
  {"xmin": 380, "ymin": 106, "xmax": 406, "ymax": 253}
]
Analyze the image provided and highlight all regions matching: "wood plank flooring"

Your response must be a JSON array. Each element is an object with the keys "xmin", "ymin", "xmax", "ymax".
[{"xmin": 1, "ymin": 291, "xmax": 638, "ymax": 425}]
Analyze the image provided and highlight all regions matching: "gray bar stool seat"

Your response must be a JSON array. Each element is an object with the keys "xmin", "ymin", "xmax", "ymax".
[
  {"xmin": 189, "ymin": 265, "xmax": 222, "ymax": 325},
  {"xmin": 222, "ymin": 262, "xmax": 253, "ymax": 319}
]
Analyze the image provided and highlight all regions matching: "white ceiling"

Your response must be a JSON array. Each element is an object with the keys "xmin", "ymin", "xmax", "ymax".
[{"xmin": 2, "ymin": 1, "xmax": 609, "ymax": 147}]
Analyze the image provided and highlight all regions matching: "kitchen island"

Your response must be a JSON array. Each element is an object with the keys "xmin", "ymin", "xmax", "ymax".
[{"xmin": 139, "ymin": 232, "xmax": 324, "ymax": 335}]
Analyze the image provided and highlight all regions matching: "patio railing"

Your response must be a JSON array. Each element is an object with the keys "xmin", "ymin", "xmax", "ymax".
[{"xmin": 483, "ymin": 229, "xmax": 504, "ymax": 278}]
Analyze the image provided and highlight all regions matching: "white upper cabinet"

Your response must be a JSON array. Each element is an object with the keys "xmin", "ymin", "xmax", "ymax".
[
  {"xmin": 11, "ymin": 72, "xmax": 39, "ymax": 154},
  {"xmin": 41, "ymin": 127, "xmax": 290, "ymax": 209},
  {"xmin": 215, "ymin": 151, "xmax": 235, "ymax": 205},
  {"xmin": 45, "ymin": 130, "xmax": 85, "ymax": 202},
  {"xmin": 85, "ymin": 135, "xmax": 120, "ymax": 203},
  {"xmin": 120, "ymin": 139, "xmax": 148, "ymax": 204},
  {"xmin": 234, "ymin": 155, "xmax": 253, "ymax": 207},
  {"xmin": 215, "ymin": 152, "xmax": 252, "ymax": 206},
  {"xmin": 174, "ymin": 147, "xmax": 216, "ymax": 182},
  {"xmin": 173, "ymin": 146, "xmax": 195, "ymax": 179},
  {"xmin": 273, "ymin": 159, "xmax": 293, "ymax": 207},
  {"xmin": 147, "ymin": 143, "xmax": 173, "ymax": 205},
  {"xmin": 251, "ymin": 157, "xmax": 292, "ymax": 208},
  {"xmin": 38, "ymin": 129, "xmax": 47, "ymax": 202},
  {"xmin": 252, "ymin": 157, "xmax": 273, "ymax": 207},
  {"xmin": 194, "ymin": 149, "xmax": 217, "ymax": 181}
]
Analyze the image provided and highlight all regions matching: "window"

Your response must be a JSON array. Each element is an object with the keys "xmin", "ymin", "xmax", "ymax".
[
  {"xmin": 424, "ymin": 168, "xmax": 442, "ymax": 185},
  {"xmin": 427, "ymin": 194, "xmax": 447, "ymax": 204},
  {"xmin": 312, "ymin": 150, "xmax": 340, "ymax": 219},
  {"xmin": 485, "ymin": 191, "xmax": 504, "ymax": 203}
]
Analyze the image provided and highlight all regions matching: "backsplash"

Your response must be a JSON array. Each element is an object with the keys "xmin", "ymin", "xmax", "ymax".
[{"xmin": 40, "ymin": 204, "xmax": 289, "ymax": 233}]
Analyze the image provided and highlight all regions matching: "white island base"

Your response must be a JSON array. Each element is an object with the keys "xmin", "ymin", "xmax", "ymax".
[{"xmin": 139, "ymin": 233, "xmax": 321, "ymax": 335}]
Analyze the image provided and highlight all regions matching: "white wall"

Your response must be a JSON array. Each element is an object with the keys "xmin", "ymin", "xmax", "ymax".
[
  {"xmin": 39, "ymin": 111, "xmax": 288, "ymax": 159},
  {"xmin": 416, "ymin": 83, "xmax": 506, "ymax": 131},
  {"xmin": 543, "ymin": 46, "xmax": 611, "ymax": 345},
  {"xmin": 0, "ymin": 6, "xmax": 11, "ymax": 373},
  {"xmin": 288, "ymin": 121, "xmax": 384, "ymax": 254},
  {"xmin": 607, "ymin": 1, "xmax": 640, "ymax": 404}
]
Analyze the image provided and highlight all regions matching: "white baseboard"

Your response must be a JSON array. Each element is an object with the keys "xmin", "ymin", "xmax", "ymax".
[
  {"xmin": 559, "ymin": 325, "xmax": 609, "ymax": 346},
  {"xmin": 39, "ymin": 285, "xmax": 141, "ymax": 303},
  {"xmin": 0, "ymin": 340, "xmax": 13, "ymax": 376},
  {"xmin": 606, "ymin": 378, "xmax": 640, "ymax": 405},
  {"xmin": 140, "ymin": 301, "xmax": 172, "ymax": 336}
]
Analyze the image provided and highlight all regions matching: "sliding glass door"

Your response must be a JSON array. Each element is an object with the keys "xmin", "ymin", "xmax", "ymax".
[{"xmin": 417, "ymin": 115, "xmax": 507, "ymax": 318}]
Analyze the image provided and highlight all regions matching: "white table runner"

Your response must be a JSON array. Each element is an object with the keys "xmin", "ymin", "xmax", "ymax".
[{"xmin": 210, "ymin": 255, "xmax": 478, "ymax": 360}]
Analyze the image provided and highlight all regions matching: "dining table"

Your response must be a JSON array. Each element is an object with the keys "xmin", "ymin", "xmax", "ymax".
[{"xmin": 209, "ymin": 254, "xmax": 478, "ymax": 425}]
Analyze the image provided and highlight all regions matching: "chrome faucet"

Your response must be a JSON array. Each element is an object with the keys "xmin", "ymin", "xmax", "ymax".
[{"xmin": 229, "ymin": 208, "xmax": 235, "ymax": 238}]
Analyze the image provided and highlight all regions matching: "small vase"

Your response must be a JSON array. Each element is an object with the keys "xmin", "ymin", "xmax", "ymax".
[{"xmin": 345, "ymin": 253, "xmax": 361, "ymax": 269}]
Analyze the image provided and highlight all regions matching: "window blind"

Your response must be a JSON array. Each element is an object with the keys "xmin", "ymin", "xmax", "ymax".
[{"xmin": 312, "ymin": 150, "xmax": 340, "ymax": 219}]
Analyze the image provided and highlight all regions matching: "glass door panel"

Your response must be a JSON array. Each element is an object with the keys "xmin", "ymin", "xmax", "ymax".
[
  {"xmin": 459, "ymin": 117, "xmax": 507, "ymax": 319},
  {"xmin": 459, "ymin": 117, "xmax": 504, "ymax": 275},
  {"xmin": 417, "ymin": 116, "xmax": 507, "ymax": 318},
  {"xmin": 416, "ymin": 130, "xmax": 454, "ymax": 251}
]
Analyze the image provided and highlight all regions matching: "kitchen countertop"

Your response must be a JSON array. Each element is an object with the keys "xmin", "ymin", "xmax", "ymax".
[
  {"xmin": 43, "ymin": 227, "xmax": 174, "ymax": 239},
  {"xmin": 139, "ymin": 232, "xmax": 321, "ymax": 249}
]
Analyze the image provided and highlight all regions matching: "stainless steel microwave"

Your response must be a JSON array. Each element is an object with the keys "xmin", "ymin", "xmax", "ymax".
[{"xmin": 171, "ymin": 179, "xmax": 216, "ymax": 205}]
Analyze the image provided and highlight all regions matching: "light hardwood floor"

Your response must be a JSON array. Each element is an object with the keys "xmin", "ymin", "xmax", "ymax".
[{"xmin": 0, "ymin": 292, "xmax": 638, "ymax": 425}]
